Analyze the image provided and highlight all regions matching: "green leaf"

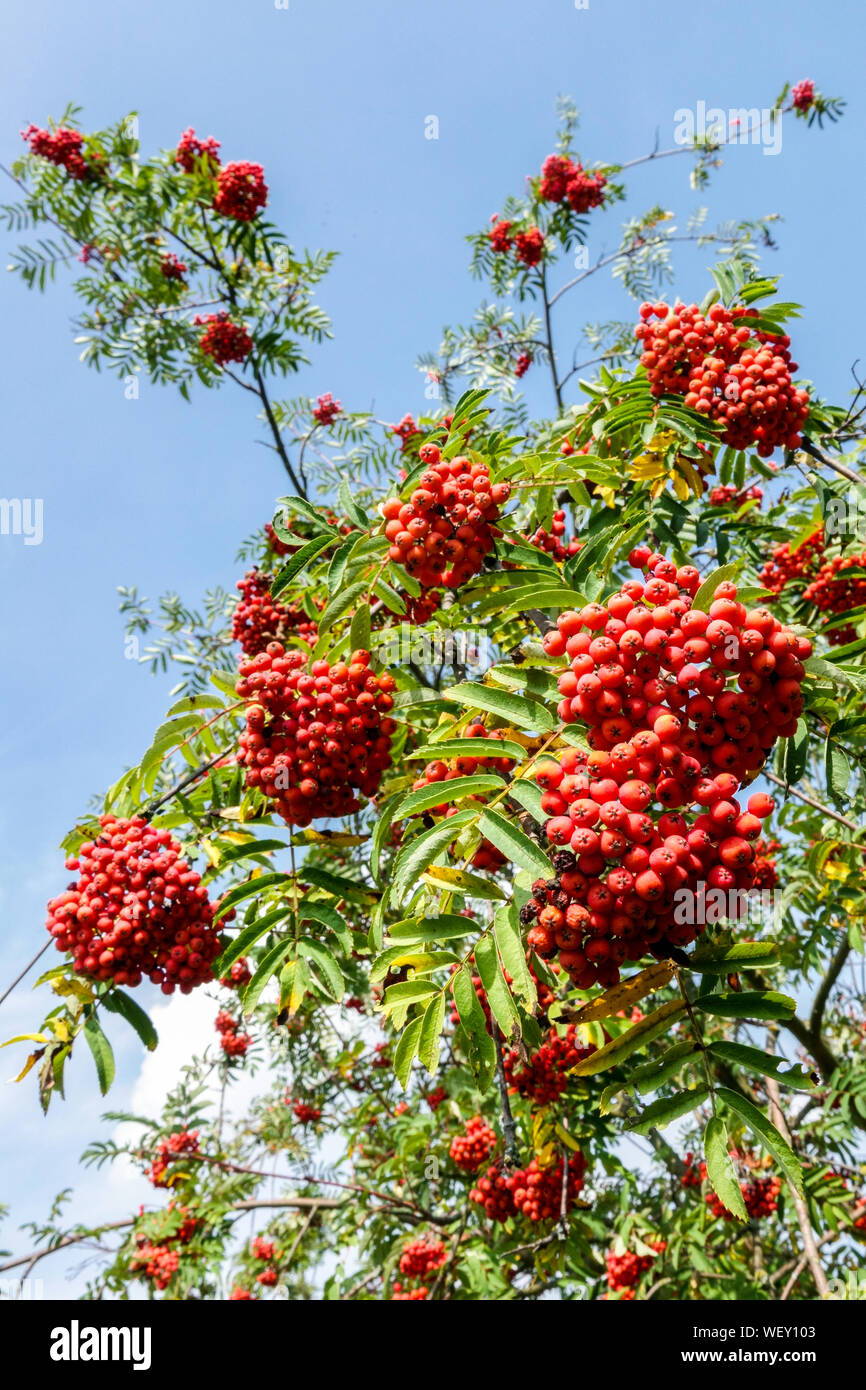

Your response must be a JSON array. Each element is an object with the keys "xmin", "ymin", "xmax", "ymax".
[
  {"xmin": 390, "ymin": 810, "xmax": 476, "ymax": 900},
  {"xmin": 212, "ymin": 905, "xmax": 291, "ymax": 976},
  {"xmin": 407, "ymin": 737, "xmax": 528, "ymax": 763},
  {"xmin": 507, "ymin": 779, "xmax": 547, "ymax": 824},
  {"xmin": 391, "ymin": 774, "xmax": 505, "ymax": 820},
  {"xmin": 478, "ymin": 809, "xmax": 551, "ymax": 879},
  {"xmin": 418, "ymin": 994, "xmax": 447, "ymax": 1075},
  {"xmin": 297, "ymin": 938, "xmax": 344, "ymax": 1000},
  {"xmin": 571, "ymin": 1000, "xmax": 687, "ymax": 1076},
  {"xmin": 451, "ymin": 965, "xmax": 496, "ymax": 1089},
  {"xmin": 629, "ymin": 1041, "xmax": 700, "ymax": 1096},
  {"xmin": 242, "ymin": 937, "xmax": 296, "ymax": 1014},
  {"xmin": 300, "ymin": 866, "xmax": 377, "ymax": 901},
  {"xmin": 100, "ymin": 990, "xmax": 158, "ymax": 1051},
  {"xmin": 83, "ymin": 1014, "xmax": 116, "ymax": 1095},
  {"xmin": 381, "ymin": 980, "xmax": 441, "ymax": 1013},
  {"xmin": 317, "ymin": 579, "xmax": 367, "ymax": 637},
  {"xmin": 213, "ymin": 873, "xmax": 290, "ymax": 921},
  {"xmin": 691, "ymin": 563, "xmax": 740, "ymax": 613},
  {"xmin": 420, "ymin": 865, "xmax": 507, "ymax": 899},
  {"xmin": 707, "ymin": 1042, "xmax": 817, "ymax": 1090},
  {"xmin": 474, "ymin": 933, "xmax": 521, "ymax": 1042},
  {"xmin": 626, "ymin": 1084, "xmax": 710, "ymax": 1135},
  {"xmin": 704, "ymin": 1116, "xmax": 749, "ymax": 1222},
  {"xmin": 784, "ymin": 718, "xmax": 810, "ymax": 784},
  {"xmin": 715, "ymin": 1087, "xmax": 803, "ymax": 1196},
  {"xmin": 443, "ymin": 682, "xmax": 557, "ymax": 733},
  {"xmin": 825, "ymin": 739, "xmax": 851, "ymax": 802},
  {"xmin": 349, "ymin": 602, "xmax": 371, "ymax": 653},
  {"xmin": 387, "ymin": 914, "xmax": 476, "ymax": 943},
  {"xmin": 271, "ymin": 533, "xmax": 336, "ymax": 598},
  {"xmin": 393, "ymin": 1016, "xmax": 422, "ymax": 1090},
  {"xmin": 370, "ymin": 944, "xmax": 459, "ymax": 983},
  {"xmin": 300, "ymin": 902, "xmax": 352, "ymax": 954},
  {"xmin": 493, "ymin": 903, "xmax": 536, "ymax": 1009},
  {"xmin": 687, "ymin": 941, "xmax": 780, "ymax": 973},
  {"xmin": 693, "ymin": 991, "xmax": 795, "ymax": 1020},
  {"xmin": 339, "ymin": 476, "xmax": 369, "ymax": 528}
]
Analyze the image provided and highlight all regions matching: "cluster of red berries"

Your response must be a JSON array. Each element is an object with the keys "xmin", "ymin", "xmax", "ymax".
[
  {"xmin": 313, "ymin": 392, "xmax": 341, "ymax": 426},
  {"xmin": 232, "ymin": 568, "xmax": 317, "ymax": 657},
  {"xmin": 522, "ymin": 549, "xmax": 807, "ymax": 986},
  {"xmin": 515, "ymin": 353, "xmax": 533, "ymax": 378},
  {"xmin": 471, "ymin": 1154, "xmax": 586, "ymax": 1223},
  {"xmin": 426, "ymin": 1086, "xmax": 448, "ymax": 1111},
  {"xmin": 46, "ymin": 816, "xmax": 223, "ymax": 991},
  {"xmin": 635, "ymin": 301, "xmax": 809, "ymax": 457},
  {"xmin": 759, "ymin": 528, "xmax": 824, "ymax": 594},
  {"xmin": 160, "ymin": 253, "xmax": 188, "ymax": 281},
  {"xmin": 130, "ymin": 1241, "xmax": 180, "ymax": 1290},
  {"xmin": 215, "ymin": 1009, "xmax": 252, "ymax": 1058},
  {"xmin": 538, "ymin": 153, "xmax": 607, "ymax": 213},
  {"xmin": 391, "ymin": 1282, "xmax": 429, "ymax": 1300},
  {"xmin": 752, "ymin": 837, "xmax": 780, "ymax": 889},
  {"xmin": 792, "ymin": 79, "xmax": 815, "ymax": 111},
  {"xmin": 682, "ymin": 1153, "xmax": 781, "ymax": 1219},
  {"xmin": 221, "ymin": 956, "xmax": 252, "ymax": 989},
  {"xmin": 382, "ymin": 443, "xmax": 510, "ymax": 591},
  {"xmin": 146, "ymin": 1130, "xmax": 200, "ymax": 1187},
  {"xmin": 21, "ymin": 124, "xmax": 100, "ymax": 180},
  {"xmin": 195, "ymin": 312, "xmax": 252, "ymax": 365},
  {"xmin": 525, "ymin": 510, "xmax": 583, "ymax": 562},
  {"xmin": 236, "ymin": 645, "xmax": 395, "ymax": 826},
  {"xmin": 450, "ymin": 1116, "xmax": 497, "ymax": 1171},
  {"xmin": 290, "ymin": 1099, "xmax": 322, "ymax": 1124},
  {"xmin": 391, "ymin": 413, "xmax": 421, "ymax": 452},
  {"xmin": 213, "ymin": 162, "xmax": 268, "ymax": 221},
  {"xmin": 708, "ymin": 483, "xmax": 763, "ymax": 508},
  {"xmin": 250, "ymin": 1235, "xmax": 278, "ymax": 1287},
  {"xmin": 802, "ymin": 551, "xmax": 866, "ymax": 645},
  {"xmin": 398, "ymin": 1237, "xmax": 447, "ymax": 1279},
  {"xmin": 503, "ymin": 1025, "xmax": 595, "ymax": 1106},
  {"xmin": 488, "ymin": 219, "xmax": 546, "ymax": 267},
  {"xmin": 605, "ymin": 1241, "xmax": 666, "ymax": 1298},
  {"xmin": 405, "ymin": 591, "xmax": 442, "ymax": 624},
  {"xmin": 175, "ymin": 128, "xmax": 221, "ymax": 172},
  {"xmin": 230, "ymin": 1286, "xmax": 255, "ymax": 1300}
]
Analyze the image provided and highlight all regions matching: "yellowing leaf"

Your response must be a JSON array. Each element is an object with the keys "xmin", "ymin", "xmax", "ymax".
[{"xmin": 564, "ymin": 961, "xmax": 674, "ymax": 1025}]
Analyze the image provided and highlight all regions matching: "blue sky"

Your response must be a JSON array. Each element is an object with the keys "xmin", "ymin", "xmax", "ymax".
[{"xmin": 0, "ymin": 0, "xmax": 862, "ymax": 1293}]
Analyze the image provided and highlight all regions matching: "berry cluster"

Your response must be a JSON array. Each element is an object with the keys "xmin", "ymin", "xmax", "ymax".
[
  {"xmin": 391, "ymin": 413, "xmax": 421, "ymax": 453},
  {"xmin": 221, "ymin": 956, "xmax": 252, "ymax": 988},
  {"xmin": 525, "ymin": 510, "xmax": 583, "ymax": 562},
  {"xmin": 146, "ymin": 1130, "xmax": 200, "ymax": 1187},
  {"xmin": 291, "ymin": 1099, "xmax": 322, "ymax": 1124},
  {"xmin": 381, "ymin": 443, "xmax": 510, "ymax": 592},
  {"xmin": 230, "ymin": 1286, "xmax": 255, "ymax": 1300},
  {"xmin": 635, "ymin": 301, "xmax": 809, "ymax": 457},
  {"xmin": 708, "ymin": 483, "xmax": 763, "ymax": 508},
  {"xmin": 195, "ymin": 312, "xmax": 253, "ymax": 365},
  {"xmin": 802, "ymin": 550, "xmax": 866, "ymax": 645},
  {"xmin": 398, "ymin": 1237, "xmax": 447, "ymax": 1280},
  {"xmin": 605, "ymin": 1241, "xmax": 666, "ymax": 1298},
  {"xmin": 792, "ymin": 79, "xmax": 815, "ymax": 111},
  {"xmin": 488, "ymin": 219, "xmax": 546, "ymax": 267},
  {"xmin": 523, "ymin": 549, "xmax": 807, "ymax": 985},
  {"xmin": 21, "ymin": 124, "xmax": 100, "ymax": 180},
  {"xmin": 313, "ymin": 392, "xmax": 341, "ymax": 426},
  {"xmin": 213, "ymin": 162, "xmax": 268, "ymax": 221},
  {"xmin": 515, "ymin": 352, "xmax": 533, "ymax": 379},
  {"xmin": 426, "ymin": 1086, "xmax": 448, "ymax": 1111},
  {"xmin": 758, "ymin": 528, "xmax": 824, "ymax": 594},
  {"xmin": 390, "ymin": 1282, "xmax": 429, "ymax": 1300},
  {"xmin": 236, "ymin": 645, "xmax": 395, "ymax": 826},
  {"xmin": 46, "ymin": 816, "xmax": 222, "ymax": 991},
  {"xmin": 160, "ymin": 253, "xmax": 188, "ymax": 281},
  {"xmin": 130, "ymin": 1241, "xmax": 180, "ymax": 1290},
  {"xmin": 683, "ymin": 1152, "xmax": 781, "ymax": 1219},
  {"xmin": 215, "ymin": 1009, "xmax": 252, "ymax": 1058},
  {"xmin": 752, "ymin": 837, "xmax": 780, "ymax": 889},
  {"xmin": 503, "ymin": 1025, "xmax": 595, "ymax": 1105},
  {"xmin": 538, "ymin": 153, "xmax": 607, "ymax": 212},
  {"xmin": 250, "ymin": 1235, "xmax": 279, "ymax": 1288},
  {"xmin": 450, "ymin": 1116, "xmax": 497, "ymax": 1171},
  {"xmin": 470, "ymin": 1154, "xmax": 586, "ymax": 1223},
  {"xmin": 175, "ymin": 128, "xmax": 221, "ymax": 172},
  {"xmin": 232, "ymin": 568, "xmax": 318, "ymax": 657},
  {"xmin": 511, "ymin": 1153, "xmax": 587, "ymax": 1221}
]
